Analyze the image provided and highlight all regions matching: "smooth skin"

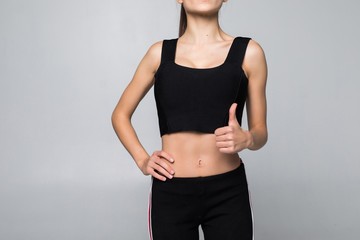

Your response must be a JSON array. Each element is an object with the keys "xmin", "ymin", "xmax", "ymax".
[{"xmin": 111, "ymin": 0, "xmax": 268, "ymax": 181}]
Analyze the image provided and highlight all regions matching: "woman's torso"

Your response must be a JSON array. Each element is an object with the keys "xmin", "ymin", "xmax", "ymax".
[{"xmin": 154, "ymin": 35, "xmax": 251, "ymax": 177}]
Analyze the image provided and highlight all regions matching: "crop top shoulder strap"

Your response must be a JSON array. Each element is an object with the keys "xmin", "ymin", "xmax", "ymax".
[
  {"xmin": 226, "ymin": 36, "xmax": 251, "ymax": 67},
  {"xmin": 159, "ymin": 38, "xmax": 177, "ymax": 65},
  {"xmin": 159, "ymin": 36, "xmax": 251, "ymax": 67}
]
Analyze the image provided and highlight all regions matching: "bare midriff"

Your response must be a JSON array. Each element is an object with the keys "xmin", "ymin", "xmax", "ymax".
[{"xmin": 161, "ymin": 130, "xmax": 243, "ymax": 178}]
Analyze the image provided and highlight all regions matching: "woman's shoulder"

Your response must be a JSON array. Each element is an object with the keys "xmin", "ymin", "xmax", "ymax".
[
  {"xmin": 144, "ymin": 39, "xmax": 165, "ymax": 67},
  {"xmin": 146, "ymin": 37, "xmax": 172, "ymax": 58},
  {"xmin": 143, "ymin": 37, "xmax": 174, "ymax": 76},
  {"xmin": 241, "ymin": 37, "xmax": 267, "ymax": 81},
  {"xmin": 146, "ymin": 36, "xmax": 177, "ymax": 64},
  {"xmin": 245, "ymin": 37, "xmax": 265, "ymax": 60},
  {"xmin": 147, "ymin": 39, "xmax": 163, "ymax": 55}
]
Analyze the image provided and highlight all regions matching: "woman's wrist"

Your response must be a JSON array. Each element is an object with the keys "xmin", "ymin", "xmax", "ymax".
[{"xmin": 246, "ymin": 130, "xmax": 255, "ymax": 149}]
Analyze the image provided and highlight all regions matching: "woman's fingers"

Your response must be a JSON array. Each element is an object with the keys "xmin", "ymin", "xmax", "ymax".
[
  {"xmin": 145, "ymin": 150, "xmax": 176, "ymax": 181},
  {"xmin": 215, "ymin": 132, "xmax": 233, "ymax": 142},
  {"xmin": 153, "ymin": 157, "xmax": 175, "ymax": 178},
  {"xmin": 151, "ymin": 168, "xmax": 167, "ymax": 181},
  {"xmin": 151, "ymin": 162, "xmax": 171, "ymax": 181},
  {"xmin": 156, "ymin": 150, "xmax": 175, "ymax": 163}
]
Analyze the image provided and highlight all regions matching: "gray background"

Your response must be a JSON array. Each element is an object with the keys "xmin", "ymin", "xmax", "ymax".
[{"xmin": 1, "ymin": 0, "xmax": 359, "ymax": 239}]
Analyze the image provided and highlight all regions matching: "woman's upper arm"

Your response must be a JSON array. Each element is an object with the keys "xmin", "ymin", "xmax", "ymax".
[
  {"xmin": 112, "ymin": 40, "xmax": 163, "ymax": 119},
  {"xmin": 244, "ymin": 39, "xmax": 268, "ymax": 132}
]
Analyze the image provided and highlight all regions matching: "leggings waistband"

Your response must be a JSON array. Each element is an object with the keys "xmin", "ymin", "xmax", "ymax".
[{"xmin": 155, "ymin": 162, "xmax": 245, "ymax": 184}]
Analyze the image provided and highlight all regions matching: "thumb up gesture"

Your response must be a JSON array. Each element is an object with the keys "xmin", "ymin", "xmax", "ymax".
[{"xmin": 214, "ymin": 103, "xmax": 254, "ymax": 153}]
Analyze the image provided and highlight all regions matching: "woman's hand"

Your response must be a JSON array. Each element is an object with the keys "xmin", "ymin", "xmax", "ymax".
[
  {"xmin": 140, "ymin": 151, "xmax": 175, "ymax": 181},
  {"xmin": 214, "ymin": 103, "xmax": 254, "ymax": 153}
]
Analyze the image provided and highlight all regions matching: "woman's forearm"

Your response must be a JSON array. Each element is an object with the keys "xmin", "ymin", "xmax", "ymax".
[
  {"xmin": 247, "ymin": 125, "xmax": 268, "ymax": 151},
  {"xmin": 111, "ymin": 114, "xmax": 150, "ymax": 169}
]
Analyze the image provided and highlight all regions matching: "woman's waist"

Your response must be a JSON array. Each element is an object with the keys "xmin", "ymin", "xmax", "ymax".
[
  {"xmin": 159, "ymin": 131, "xmax": 243, "ymax": 177},
  {"xmin": 160, "ymin": 147, "xmax": 242, "ymax": 178},
  {"xmin": 161, "ymin": 153, "xmax": 242, "ymax": 178}
]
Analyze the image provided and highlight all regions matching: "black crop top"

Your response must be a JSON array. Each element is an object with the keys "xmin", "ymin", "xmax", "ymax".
[{"xmin": 154, "ymin": 36, "xmax": 251, "ymax": 137}]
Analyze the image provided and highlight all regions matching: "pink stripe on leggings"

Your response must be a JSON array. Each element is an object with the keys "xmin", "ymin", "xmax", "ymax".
[{"xmin": 148, "ymin": 176, "xmax": 154, "ymax": 240}]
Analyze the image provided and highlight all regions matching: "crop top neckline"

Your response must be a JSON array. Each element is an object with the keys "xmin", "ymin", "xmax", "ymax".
[{"xmin": 171, "ymin": 36, "xmax": 240, "ymax": 71}]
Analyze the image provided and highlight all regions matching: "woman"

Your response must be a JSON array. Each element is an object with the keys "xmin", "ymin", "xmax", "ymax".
[{"xmin": 111, "ymin": 0, "xmax": 267, "ymax": 239}]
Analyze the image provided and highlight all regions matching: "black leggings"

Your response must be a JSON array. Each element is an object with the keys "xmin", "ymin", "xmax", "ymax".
[{"xmin": 147, "ymin": 162, "xmax": 254, "ymax": 240}]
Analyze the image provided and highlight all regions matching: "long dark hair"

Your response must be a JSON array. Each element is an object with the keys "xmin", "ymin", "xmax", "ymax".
[{"xmin": 178, "ymin": 3, "xmax": 187, "ymax": 37}]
